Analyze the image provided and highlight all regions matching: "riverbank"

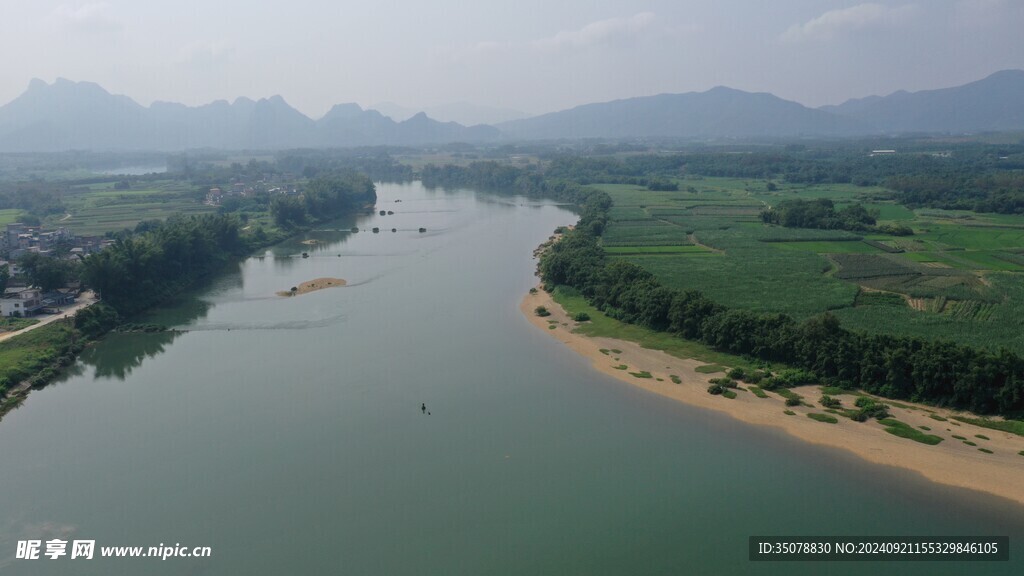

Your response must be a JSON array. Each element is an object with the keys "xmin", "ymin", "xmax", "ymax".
[{"xmin": 522, "ymin": 286, "xmax": 1024, "ymax": 506}]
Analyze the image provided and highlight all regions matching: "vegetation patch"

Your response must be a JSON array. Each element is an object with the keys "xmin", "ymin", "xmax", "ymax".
[
  {"xmin": 670, "ymin": 375, "xmax": 682, "ymax": 384},
  {"xmin": 748, "ymin": 386, "xmax": 768, "ymax": 398},
  {"xmin": 820, "ymin": 385, "xmax": 857, "ymax": 395},
  {"xmin": 978, "ymin": 448, "xmax": 994, "ymax": 454},
  {"xmin": 878, "ymin": 419, "xmax": 943, "ymax": 445},
  {"xmin": 807, "ymin": 413, "xmax": 838, "ymax": 424},
  {"xmin": 613, "ymin": 364, "xmax": 628, "ymax": 370},
  {"xmin": 819, "ymin": 395, "xmax": 842, "ymax": 408},
  {"xmin": 0, "ymin": 317, "xmax": 40, "ymax": 332},
  {"xmin": 952, "ymin": 416, "xmax": 1024, "ymax": 437},
  {"xmin": 784, "ymin": 410, "xmax": 796, "ymax": 416},
  {"xmin": 630, "ymin": 371, "xmax": 653, "ymax": 379},
  {"xmin": 974, "ymin": 434, "xmax": 990, "ymax": 440},
  {"xmin": 695, "ymin": 364, "xmax": 726, "ymax": 374},
  {"xmin": 928, "ymin": 414, "xmax": 948, "ymax": 422}
]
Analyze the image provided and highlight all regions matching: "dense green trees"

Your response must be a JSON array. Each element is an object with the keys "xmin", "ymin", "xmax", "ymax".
[
  {"xmin": 82, "ymin": 214, "xmax": 248, "ymax": 315},
  {"xmin": 760, "ymin": 199, "xmax": 876, "ymax": 231},
  {"xmin": 271, "ymin": 173, "xmax": 376, "ymax": 229},
  {"xmin": 18, "ymin": 253, "xmax": 81, "ymax": 292}
]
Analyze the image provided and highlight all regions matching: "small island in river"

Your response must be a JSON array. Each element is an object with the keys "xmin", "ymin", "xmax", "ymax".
[{"xmin": 278, "ymin": 277, "xmax": 347, "ymax": 297}]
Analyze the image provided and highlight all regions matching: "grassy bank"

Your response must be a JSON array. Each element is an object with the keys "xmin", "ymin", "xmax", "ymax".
[
  {"xmin": 0, "ymin": 321, "xmax": 84, "ymax": 419},
  {"xmin": 551, "ymin": 286, "xmax": 762, "ymax": 372}
]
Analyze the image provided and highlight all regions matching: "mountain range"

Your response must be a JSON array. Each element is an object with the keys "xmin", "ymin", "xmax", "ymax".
[
  {"xmin": 0, "ymin": 79, "xmax": 499, "ymax": 152},
  {"xmin": 1, "ymin": 70, "xmax": 1023, "ymax": 152},
  {"xmin": 369, "ymin": 101, "xmax": 528, "ymax": 126},
  {"xmin": 498, "ymin": 70, "xmax": 1024, "ymax": 140}
]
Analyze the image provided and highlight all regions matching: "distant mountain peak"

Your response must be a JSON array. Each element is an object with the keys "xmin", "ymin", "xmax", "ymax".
[
  {"xmin": 824, "ymin": 68, "xmax": 1024, "ymax": 134},
  {"xmin": 985, "ymin": 69, "xmax": 1024, "ymax": 81},
  {"xmin": 321, "ymin": 102, "xmax": 364, "ymax": 121}
]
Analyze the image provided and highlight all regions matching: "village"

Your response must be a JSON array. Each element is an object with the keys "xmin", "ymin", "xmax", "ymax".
[{"xmin": 0, "ymin": 221, "xmax": 104, "ymax": 327}]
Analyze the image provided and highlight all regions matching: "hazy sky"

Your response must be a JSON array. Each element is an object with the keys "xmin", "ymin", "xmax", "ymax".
[{"xmin": 1, "ymin": 0, "xmax": 1022, "ymax": 118}]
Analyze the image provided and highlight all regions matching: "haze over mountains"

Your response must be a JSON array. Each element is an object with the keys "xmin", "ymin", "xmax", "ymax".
[
  {"xmin": 369, "ymin": 101, "xmax": 528, "ymax": 126},
  {"xmin": 0, "ymin": 78, "xmax": 499, "ymax": 152},
  {"xmin": 1, "ymin": 70, "xmax": 1023, "ymax": 152}
]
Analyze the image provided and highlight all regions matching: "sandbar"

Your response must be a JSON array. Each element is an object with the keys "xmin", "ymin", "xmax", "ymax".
[{"xmin": 278, "ymin": 277, "xmax": 347, "ymax": 297}]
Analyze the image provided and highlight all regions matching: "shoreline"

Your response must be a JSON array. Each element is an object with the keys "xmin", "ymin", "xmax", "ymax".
[{"xmin": 521, "ymin": 286, "xmax": 1024, "ymax": 506}]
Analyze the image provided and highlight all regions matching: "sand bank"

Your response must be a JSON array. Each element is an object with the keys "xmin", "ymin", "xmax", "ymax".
[
  {"xmin": 278, "ymin": 277, "xmax": 346, "ymax": 297},
  {"xmin": 522, "ymin": 286, "xmax": 1024, "ymax": 506}
]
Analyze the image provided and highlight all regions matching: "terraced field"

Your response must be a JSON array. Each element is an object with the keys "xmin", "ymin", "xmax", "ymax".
[{"xmin": 43, "ymin": 180, "xmax": 214, "ymax": 235}]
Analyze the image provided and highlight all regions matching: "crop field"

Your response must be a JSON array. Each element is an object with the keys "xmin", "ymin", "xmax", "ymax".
[
  {"xmin": 837, "ymin": 202, "xmax": 916, "ymax": 221},
  {"xmin": 43, "ymin": 180, "xmax": 213, "ymax": 235},
  {"xmin": 603, "ymin": 245, "xmax": 713, "ymax": 255},
  {"xmin": 771, "ymin": 240, "xmax": 880, "ymax": 254},
  {"xmin": 602, "ymin": 220, "xmax": 694, "ymax": 247},
  {"xmin": 596, "ymin": 178, "xmax": 1024, "ymax": 352}
]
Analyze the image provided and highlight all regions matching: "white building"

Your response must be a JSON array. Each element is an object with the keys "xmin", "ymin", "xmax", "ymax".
[{"xmin": 1, "ymin": 288, "xmax": 43, "ymax": 317}]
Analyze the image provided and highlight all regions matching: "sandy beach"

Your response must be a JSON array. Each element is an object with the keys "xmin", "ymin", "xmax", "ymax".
[
  {"xmin": 522, "ymin": 286, "xmax": 1024, "ymax": 506},
  {"xmin": 278, "ymin": 277, "xmax": 347, "ymax": 297}
]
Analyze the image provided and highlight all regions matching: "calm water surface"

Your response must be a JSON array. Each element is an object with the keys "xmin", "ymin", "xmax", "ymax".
[{"xmin": 0, "ymin": 182, "xmax": 1021, "ymax": 575}]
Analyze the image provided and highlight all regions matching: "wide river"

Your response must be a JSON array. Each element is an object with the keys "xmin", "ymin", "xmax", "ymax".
[{"xmin": 1, "ymin": 182, "xmax": 1022, "ymax": 575}]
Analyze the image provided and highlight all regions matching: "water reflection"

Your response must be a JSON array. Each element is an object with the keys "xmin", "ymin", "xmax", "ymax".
[
  {"xmin": 76, "ymin": 295, "xmax": 213, "ymax": 380},
  {"xmin": 79, "ymin": 331, "xmax": 180, "ymax": 381}
]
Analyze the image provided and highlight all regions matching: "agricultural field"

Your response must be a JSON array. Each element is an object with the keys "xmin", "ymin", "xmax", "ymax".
[
  {"xmin": 42, "ymin": 180, "xmax": 214, "ymax": 236},
  {"xmin": 596, "ymin": 178, "xmax": 1024, "ymax": 353},
  {"xmin": 0, "ymin": 208, "xmax": 23, "ymax": 225}
]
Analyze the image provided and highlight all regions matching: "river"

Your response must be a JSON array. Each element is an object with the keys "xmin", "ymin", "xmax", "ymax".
[{"xmin": 0, "ymin": 182, "xmax": 1021, "ymax": 575}]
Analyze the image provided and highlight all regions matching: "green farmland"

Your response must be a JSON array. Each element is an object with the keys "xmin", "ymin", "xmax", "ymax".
[
  {"xmin": 596, "ymin": 178, "xmax": 1024, "ymax": 353},
  {"xmin": 43, "ymin": 180, "xmax": 214, "ymax": 235},
  {"xmin": 0, "ymin": 208, "xmax": 23, "ymax": 225}
]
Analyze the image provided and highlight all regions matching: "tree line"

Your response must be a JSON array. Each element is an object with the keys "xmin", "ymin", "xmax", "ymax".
[
  {"xmin": 81, "ymin": 214, "xmax": 248, "ymax": 316},
  {"xmin": 270, "ymin": 173, "xmax": 376, "ymax": 229}
]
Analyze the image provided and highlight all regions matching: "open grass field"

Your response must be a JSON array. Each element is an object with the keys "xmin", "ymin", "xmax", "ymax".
[{"xmin": 596, "ymin": 177, "xmax": 1024, "ymax": 353}]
